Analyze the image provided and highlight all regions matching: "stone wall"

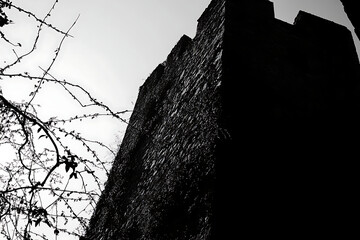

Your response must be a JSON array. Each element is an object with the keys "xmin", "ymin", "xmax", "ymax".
[
  {"xmin": 84, "ymin": 1, "xmax": 225, "ymax": 239},
  {"xmin": 84, "ymin": 0, "xmax": 359, "ymax": 239}
]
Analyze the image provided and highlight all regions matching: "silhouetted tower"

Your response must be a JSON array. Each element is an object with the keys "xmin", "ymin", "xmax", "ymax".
[
  {"xmin": 340, "ymin": 0, "xmax": 360, "ymax": 39},
  {"xmin": 84, "ymin": 1, "xmax": 359, "ymax": 239}
]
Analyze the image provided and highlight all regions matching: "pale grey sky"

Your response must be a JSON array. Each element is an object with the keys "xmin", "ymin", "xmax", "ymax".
[
  {"xmin": 1, "ymin": 0, "xmax": 358, "ymax": 117},
  {"xmin": 0, "ymin": 1, "xmax": 359, "ymax": 239},
  {"xmin": 0, "ymin": 0, "xmax": 358, "ymax": 206},
  {"xmin": 3, "ymin": 0, "xmax": 358, "ymax": 109}
]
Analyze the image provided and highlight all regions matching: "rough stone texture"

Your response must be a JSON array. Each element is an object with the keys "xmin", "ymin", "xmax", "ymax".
[
  {"xmin": 340, "ymin": 0, "xmax": 360, "ymax": 39},
  {"xmin": 84, "ymin": 1, "xmax": 224, "ymax": 239},
  {"xmin": 84, "ymin": 0, "xmax": 359, "ymax": 239}
]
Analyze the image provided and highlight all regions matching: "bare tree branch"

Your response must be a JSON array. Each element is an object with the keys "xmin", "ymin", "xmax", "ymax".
[{"xmin": 0, "ymin": 1, "xmax": 128, "ymax": 239}]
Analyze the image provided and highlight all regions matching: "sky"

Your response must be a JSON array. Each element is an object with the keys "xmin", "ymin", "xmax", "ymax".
[
  {"xmin": 1, "ymin": 0, "xmax": 359, "ymax": 145},
  {"xmin": 0, "ymin": 0, "xmax": 359, "ymax": 239},
  {"xmin": 2, "ymin": 0, "xmax": 358, "ymax": 114},
  {"xmin": 51, "ymin": 0, "xmax": 360, "ymax": 110}
]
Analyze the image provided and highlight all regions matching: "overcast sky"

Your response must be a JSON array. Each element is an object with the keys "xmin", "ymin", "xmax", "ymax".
[
  {"xmin": 2, "ymin": 0, "xmax": 358, "ymax": 112},
  {"xmin": 1, "ymin": 0, "xmax": 358, "ymax": 116},
  {"xmin": 58, "ymin": 0, "xmax": 360, "ymax": 111},
  {"xmin": 1, "ymin": 0, "xmax": 359, "ymax": 239},
  {"xmin": 1, "ymin": 0, "xmax": 359, "ymax": 186},
  {"xmin": 0, "ymin": 0, "xmax": 358, "ymax": 186}
]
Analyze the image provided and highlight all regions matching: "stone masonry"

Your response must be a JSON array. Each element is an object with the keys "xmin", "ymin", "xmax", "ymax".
[{"xmin": 83, "ymin": 1, "xmax": 359, "ymax": 239}]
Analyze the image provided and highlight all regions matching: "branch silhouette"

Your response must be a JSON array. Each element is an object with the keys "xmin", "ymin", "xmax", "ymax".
[{"xmin": 0, "ymin": 1, "xmax": 129, "ymax": 239}]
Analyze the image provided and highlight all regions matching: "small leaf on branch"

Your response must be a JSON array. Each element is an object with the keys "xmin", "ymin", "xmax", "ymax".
[
  {"xmin": 69, "ymin": 172, "xmax": 77, "ymax": 179},
  {"xmin": 44, "ymin": 219, "xmax": 51, "ymax": 227},
  {"xmin": 39, "ymin": 135, "xmax": 47, "ymax": 139},
  {"xmin": 35, "ymin": 218, "xmax": 41, "ymax": 227},
  {"xmin": 65, "ymin": 163, "xmax": 70, "ymax": 172}
]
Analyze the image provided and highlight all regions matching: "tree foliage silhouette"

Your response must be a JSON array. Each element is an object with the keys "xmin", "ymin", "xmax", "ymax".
[{"xmin": 0, "ymin": 1, "xmax": 128, "ymax": 239}]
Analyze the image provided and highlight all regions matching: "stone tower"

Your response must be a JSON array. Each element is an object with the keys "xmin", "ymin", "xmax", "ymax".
[
  {"xmin": 340, "ymin": 0, "xmax": 360, "ymax": 39},
  {"xmin": 83, "ymin": 0, "xmax": 359, "ymax": 239}
]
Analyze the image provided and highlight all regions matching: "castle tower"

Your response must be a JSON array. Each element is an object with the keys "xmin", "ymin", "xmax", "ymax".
[
  {"xmin": 340, "ymin": 0, "xmax": 360, "ymax": 39},
  {"xmin": 84, "ymin": 0, "xmax": 359, "ymax": 239}
]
